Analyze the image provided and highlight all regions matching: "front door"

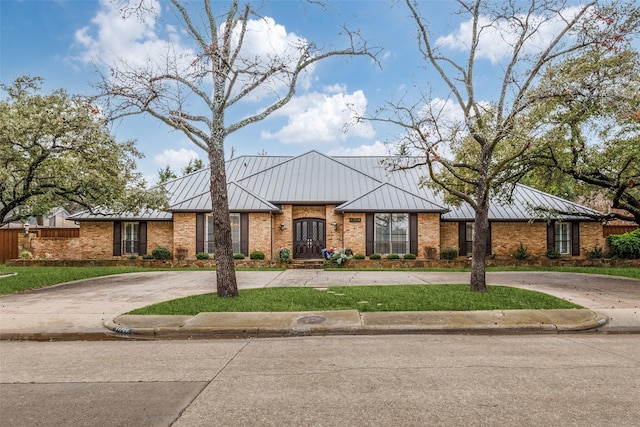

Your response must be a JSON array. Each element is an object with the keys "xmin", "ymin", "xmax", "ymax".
[{"xmin": 293, "ymin": 218, "xmax": 325, "ymax": 259}]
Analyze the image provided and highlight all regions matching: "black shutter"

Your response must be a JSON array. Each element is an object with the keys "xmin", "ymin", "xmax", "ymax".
[
  {"xmin": 366, "ymin": 213, "xmax": 374, "ymax": 256},
  {"xmin": 138, "ymin": 221, "xmax": 147, "ymax": 255},
  {"xmin": 240, "ymin": 213, "xmax": 249, "ymax": 255},
  {"xmin": 486, "ymin": 222, "xmax": 492, "ymax": 254},
  {"xmin": 547, "ymin": 223, "xmax": 555, "ymax": 251},
  {"xmin": 409, "ymin": 213, "xmax": 418, "ymax": 255},
  {"xmin": 571, "ymin": 222, "xmax": 580, "ymax": 256},
  {"xmin": 458, "ymin": 222, "xmax": 466, "ymax": 255},
  {"xmin": 113, "ymin": 221, "xmax": 121, "ymax": 256},
  {"xmin": 196, "ymin": 213, "xmax": 205, "ymax": 254}
]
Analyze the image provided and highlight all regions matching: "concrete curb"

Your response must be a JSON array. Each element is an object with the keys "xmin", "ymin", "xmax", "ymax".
[{"xmin": 97, "ymin": 309, "xmax": 612, "ymax": 340}]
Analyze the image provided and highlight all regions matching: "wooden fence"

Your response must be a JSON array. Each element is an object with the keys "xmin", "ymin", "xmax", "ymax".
[
  {"xmin": 34, "ymin": 228, "xmax": 79, "ymax": 238},
  {"xmin": 0, "ymin": 229, "xmax": 19, "ymax": 264},
  {"xmin": 603, "ymin": 225, "xmax": 638, "ymax": 238}
]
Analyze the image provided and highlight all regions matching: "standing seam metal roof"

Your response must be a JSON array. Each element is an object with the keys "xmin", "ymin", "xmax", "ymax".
[{"xmin": 70, "ymin": 150, "xmax": 603, "ymax": 220}]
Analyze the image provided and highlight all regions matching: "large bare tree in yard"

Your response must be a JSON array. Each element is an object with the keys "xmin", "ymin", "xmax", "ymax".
[
  {"xmin": 95, "ymin": 0, "xmax": 377, "ymax": 297},
  {"xmin": 376, "ymin": 0, "xmax": 638, "ymax": 292}
]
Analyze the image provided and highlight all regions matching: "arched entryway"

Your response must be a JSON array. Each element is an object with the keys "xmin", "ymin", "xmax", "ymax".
[{"xmin": 293, "ymin": 218, "xmax": 325, "ymax": 259}]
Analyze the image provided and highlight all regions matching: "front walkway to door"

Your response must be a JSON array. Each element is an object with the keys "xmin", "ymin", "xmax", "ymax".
[{"xmin": 293, "ymin": 218, "xmax": 325, "ymax": 259}]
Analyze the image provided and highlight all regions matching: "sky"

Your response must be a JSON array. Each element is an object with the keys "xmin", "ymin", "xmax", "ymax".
[{"xmin": 0, "ymin": 0, "xmax": 614, "ymax": 186}]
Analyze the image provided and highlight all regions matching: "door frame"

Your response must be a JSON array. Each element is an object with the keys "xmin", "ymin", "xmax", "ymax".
[{"xmin": 293, "ymin": 218, "xmax": 326, "ymax": 259}]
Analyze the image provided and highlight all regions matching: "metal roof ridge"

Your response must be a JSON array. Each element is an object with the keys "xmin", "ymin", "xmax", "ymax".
[{"xmin": 235, "ymin": 150, "xmax": 384, "ymax": 185}]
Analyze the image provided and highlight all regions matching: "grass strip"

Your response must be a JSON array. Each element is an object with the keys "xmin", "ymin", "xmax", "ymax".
[{"xmin": 127, "ymin": 284, "xmax": 581, "ymax": 315}]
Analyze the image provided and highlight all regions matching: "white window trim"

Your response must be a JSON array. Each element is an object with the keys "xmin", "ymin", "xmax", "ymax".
[
  {"xmin": 554, "ymin": 223, "xmax": 571, "ymax": 255},
  {"xmin": 373, "ymin": 213, "xmax": 409, "ymax": 255},
  {"xmin": 122, "ymin": 222, "xmax": 139, "ymax": 255}
]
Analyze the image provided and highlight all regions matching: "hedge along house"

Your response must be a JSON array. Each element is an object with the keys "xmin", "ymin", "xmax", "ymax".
[{"xmin": 70, "ymin": 150, "xmax": 604, "ymax": 261}]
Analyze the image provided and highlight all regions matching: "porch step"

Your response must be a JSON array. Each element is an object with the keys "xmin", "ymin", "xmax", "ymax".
[{"xmin": 290, "ymin": 260, "xmax": 324, "ymax": 269}]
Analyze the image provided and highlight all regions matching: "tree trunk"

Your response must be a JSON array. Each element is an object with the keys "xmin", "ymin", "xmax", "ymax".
[
  {"xmin": 470, "ymin": 202, "xmax": 489, "ymax": 293},
  {"xmin": 208, "ymin": 143, "xmax": 238, "ymax": 298}
]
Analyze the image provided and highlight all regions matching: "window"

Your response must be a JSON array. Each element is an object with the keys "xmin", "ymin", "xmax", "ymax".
[
  {"xmin": 554, "ymin": 223, "xmax": 571, "ymax": 254},
  {"xmin": 374, "ymin": 213, "xmax": 408, "ymax": 255},
  {"xmin": 123, "ymin": 222, "xmax": 139, "ymax": 254},
  {"xmin": 206, "ymin": 213, "xmax": 240, "ymax": 255},
  {"xmin": 465, "ymin": 222, "xmax": 474, "ymax": 256}
]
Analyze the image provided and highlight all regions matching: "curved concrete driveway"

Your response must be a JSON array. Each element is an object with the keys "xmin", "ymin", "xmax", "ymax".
[{"xmin": 1, "ymin": 270, "xmax": 638, "ymax": 336}]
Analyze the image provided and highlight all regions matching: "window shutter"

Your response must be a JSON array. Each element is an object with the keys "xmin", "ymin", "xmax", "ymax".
[
  {"xmin": 409, "ymin": 213, "xmax": 418, "ymax": 255},
  {"xmin": 240, "ymin": 213, "xmax": 249, "ymax": 255},
  {"xmin": 138, "ymin": 221, "xmax": 147, "ymax": 255},
  {"xmin": 547, "ymin": 223, "xmax": 555, "ymax": 251},
  {"xmin": 571, "ymin": 222, "xmax": 580, "ymax": 256},
  {"xmin": 113, "ymin": 221, "xmax": 122, "ymax": 256},
  {"xmin": 196, "ymin": 213, "xmax": 205, "ymax": 254},
  {"xmin": 486, "ymin": 222, "xmax": 492, "ymax": 254},
  {"xmin": 458, "ymin": 222, "xmax": 466, "ymax": 255},
  {"xmin": 365, "ymin": 213, "xmax": 374, "ymax": 256}
]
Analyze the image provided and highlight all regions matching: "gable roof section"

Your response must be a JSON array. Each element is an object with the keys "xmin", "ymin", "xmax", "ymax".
[
  {"xmin": 336, "ymin": 183, "xmax": 448, "ymax": 213},
  {"xmin": 169, "ymin": 182, "xmax": 280, "ymax": 212},
  {"xmin": 235, "ymin": 150, "xmax": 382, "ymax": 203}
]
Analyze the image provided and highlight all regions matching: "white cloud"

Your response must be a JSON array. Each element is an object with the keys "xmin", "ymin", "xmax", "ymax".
[
  {"xmin": 327, "ymin": 141, "xmax": 390, "ymax": 156},
  {"xmin": 260, "ymin": 89, "xmax": 375, "ymax": 144},
  {"xmin": 436, "ymin": 6, "xmax": 585, "ymax": 64},
  {"xmin": 153, "ymin": 148, "xmax": 200, "ymax": 169},
  {"xmin": 74, "ymin": 0, "xmax": 178, "ymax": 68}
]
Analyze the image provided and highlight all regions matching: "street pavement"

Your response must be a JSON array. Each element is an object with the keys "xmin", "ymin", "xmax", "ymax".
[
  {"xmin": 1, "ymin": 335, "xmax": 639, "ymax": 426},
  {"xmin": 0, "ymin": 270, "xmax": 638, "ymax": 340}
]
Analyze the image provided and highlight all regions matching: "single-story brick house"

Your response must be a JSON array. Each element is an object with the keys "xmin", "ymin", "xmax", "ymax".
[{"xmin": 70, "ymin": 150, "xmax": 604, "ymax": 260}]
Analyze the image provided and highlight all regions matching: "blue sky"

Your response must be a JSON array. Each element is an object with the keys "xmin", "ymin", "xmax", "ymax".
[{"xmin": 1, "ymin": 0, "xmax": 604, "ymax": 185}]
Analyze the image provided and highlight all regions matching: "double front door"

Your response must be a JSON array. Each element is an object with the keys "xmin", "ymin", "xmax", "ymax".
[{"xmin": 293, "ymin": 218, "xmax": 325, "ymax": 259}]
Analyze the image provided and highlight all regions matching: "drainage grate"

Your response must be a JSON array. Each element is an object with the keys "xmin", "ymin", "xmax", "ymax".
[{"xmin": 297, "ymin": 315, "xmax": 327, "ymax": 324}]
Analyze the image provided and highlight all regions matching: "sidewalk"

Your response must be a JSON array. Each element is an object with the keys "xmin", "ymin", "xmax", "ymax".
[{"xmin": 1, "ymin": 270, "xmax": 638, "ymax": 340}]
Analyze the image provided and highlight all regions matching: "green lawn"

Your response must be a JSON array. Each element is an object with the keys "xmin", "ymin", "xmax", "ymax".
[{"xmin": 126, "ymin": 284, "xmax": 581, "ymax": 315}]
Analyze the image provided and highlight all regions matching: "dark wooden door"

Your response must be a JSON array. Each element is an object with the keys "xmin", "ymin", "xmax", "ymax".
[{"xmin": 293, "ymin": 218, "xmax": 325, "ymax": 259}]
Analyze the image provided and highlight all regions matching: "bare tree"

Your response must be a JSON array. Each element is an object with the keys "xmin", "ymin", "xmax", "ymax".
[
  {"xmin": 373, "ymin": 0, "xmax": 638, "ymax": 292},
  {"xmin": 94, "ymin": 0, "xmax": 377, "ymax": 297}
]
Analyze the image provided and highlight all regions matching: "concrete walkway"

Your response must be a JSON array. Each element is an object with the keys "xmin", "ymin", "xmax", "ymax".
[{"xmin": 1, "ymin": 270, "xmax": 638, "ymax": 340}]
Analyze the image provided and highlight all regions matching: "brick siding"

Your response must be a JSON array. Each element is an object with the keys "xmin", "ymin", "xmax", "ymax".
[
  {"xmin": 172, "ymin": 213, "xmax": 196, "ymax": 259},
  {"xmin": 248, "ymin": 213, "xmax": 272, "ymax": 258},
  {"xmin": 64, "ymin": 210, "xmax": 605, "ymax": 261}
]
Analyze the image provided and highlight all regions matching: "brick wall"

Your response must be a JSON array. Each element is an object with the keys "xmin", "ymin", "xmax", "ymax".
[
  {"xmin": 441, "ymin": 221, "xmax": 605, "ymax": 258},
  {"xmin": 146, "ymin": 221, "xmax": 173, "ymax": 255},
  {"xmin": 248, "ymin": 213, "xmax": 272, "ymax": 258},
  {"xmin": 418, "ymin": 213, "xmax": 441, "ymax": 258},
  {"xmin": 29, "ymin": 236, "xmax": 81, "ymax": 259},
  {"xmin": 325, "ymin": 206, "xmax": 343, "ymax": 250},
  {"xmin": 273, "ymin": 205, "xmax": 293, "ymax": 258},
  {"xmin": 343, "ymin": 213, "xmax": 366, "ymax": 255},
  {"xmin": 440, "ymin": 222, "xmax": 458, "ymax": 254},
  {"xmin": 491, "ymin": 222, "xmax": 547, "ymax": 256},
  {"xmin": 580, "ymin": 222, "xmax": 604, "ymax": 255},
  {"xmin": 79, "ymin": 221, "xmax": 114, "ymax": 258},
  {"xmin": 173, "ymin": 213, "xmax": 196, "ymax": 259}
]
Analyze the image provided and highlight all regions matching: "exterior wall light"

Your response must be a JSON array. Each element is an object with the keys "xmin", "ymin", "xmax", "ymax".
[
  {"xmin": 332, "ymin": 222, "xmax": 338, "ymax": 231},
  {"xmin": 280, "ymin": 222, "xmax": 285, "ymax": 231}
]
